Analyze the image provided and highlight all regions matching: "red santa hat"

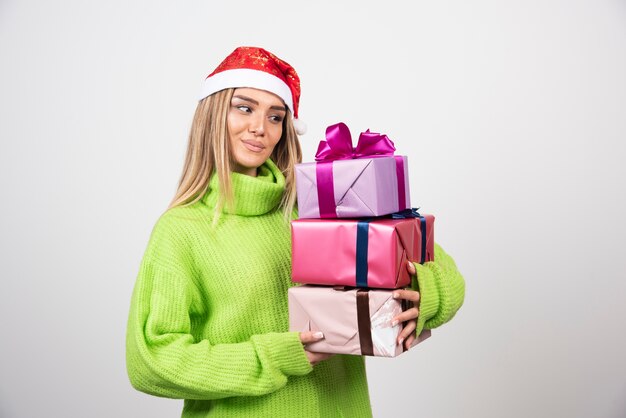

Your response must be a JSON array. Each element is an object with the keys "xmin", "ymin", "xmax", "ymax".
[{"xmin": 199, "ymin": 46, "xmax": 307, "ymax": 135}]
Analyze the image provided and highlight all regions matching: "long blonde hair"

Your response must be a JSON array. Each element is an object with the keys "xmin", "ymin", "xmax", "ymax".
[{"xmin": 169, "ymin": 88, "xmax": 302, "ymax": 218}]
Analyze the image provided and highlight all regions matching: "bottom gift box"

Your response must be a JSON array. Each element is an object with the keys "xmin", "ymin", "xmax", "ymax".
[{"xmin": 288, "ymin": 285, "xmax": 431, "ymax": 357}]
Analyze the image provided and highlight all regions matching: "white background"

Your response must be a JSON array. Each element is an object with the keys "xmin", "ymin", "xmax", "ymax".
[{"xmin": 1, "ymin": 1, "xmax": 625, "ymax": 417}]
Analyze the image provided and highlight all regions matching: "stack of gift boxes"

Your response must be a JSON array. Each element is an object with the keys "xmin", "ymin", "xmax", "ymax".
[{"xmin": 288, "ymin": 123, "xmax": 435, "ymax": 358}]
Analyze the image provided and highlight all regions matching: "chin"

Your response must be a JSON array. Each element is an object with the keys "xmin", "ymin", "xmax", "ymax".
[
  {"xmin": 235, "ymin": 153, "xmax": 269, "ymax": 172},
  {"xmin": 245, "ymin": 156, "xmax": 267, "ymax": 169}
]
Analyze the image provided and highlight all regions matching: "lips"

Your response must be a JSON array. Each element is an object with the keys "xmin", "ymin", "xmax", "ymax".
[{"xmin": 242, "ymin": 139, "xmax": 265, "ymax": 153}]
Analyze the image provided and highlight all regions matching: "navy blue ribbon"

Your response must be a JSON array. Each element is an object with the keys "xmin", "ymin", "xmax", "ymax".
[
  {"xmin": 355, "ymin": 220, "xmax": 371, "ymax": 287},
  {"xmin": 390, "ymin": 207, "xmax": 422, "ymax": 219},
  {"xmin": 391, "ymin": 208, "xmax": 427, "ymax": 264},
  {"xmin": 418, "ymin": 217, "xmax": 427, "ymax": 264}
]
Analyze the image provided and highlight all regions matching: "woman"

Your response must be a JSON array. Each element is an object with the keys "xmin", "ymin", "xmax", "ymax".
[{"xmin": 126, "ymin": 46, "xmax": 465, "ymax": 417}]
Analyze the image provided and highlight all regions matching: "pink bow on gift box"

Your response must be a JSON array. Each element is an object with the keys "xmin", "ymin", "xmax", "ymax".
[
  {"xmin": 315, "ymin": 122, "xmax": 397, "ymax": 162},
  {"xmin": 309, "ymin": 122, "xmax": 409, "ymax": 218}
]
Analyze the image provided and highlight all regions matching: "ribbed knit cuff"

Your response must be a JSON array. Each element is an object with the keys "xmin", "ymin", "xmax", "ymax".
[
  {"xmin": 256, "ymin": 332, "xmax": 313, "ymax": 377},
  {"xmin": 412, "ymin": 262, "xmax": 440, "ymax": 336}
]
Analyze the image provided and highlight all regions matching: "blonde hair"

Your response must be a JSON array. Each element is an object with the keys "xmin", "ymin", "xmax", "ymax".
[{"xmin": 169, "ymin": 88, "xmax": 302, "ymax": 219}]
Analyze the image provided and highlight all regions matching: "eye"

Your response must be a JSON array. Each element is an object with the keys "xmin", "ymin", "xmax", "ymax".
[
  {"xmin": 269, "ymin": 114, "xmax": 284, "ymax": 124},
  {"xmin": 236, "ymin": 105, "xmax": 252, "ymax": 113}
]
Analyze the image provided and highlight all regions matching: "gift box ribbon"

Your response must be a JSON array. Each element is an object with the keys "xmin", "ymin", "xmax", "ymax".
[
  {"xmin": 356, "ymin": 289, "xmax": 374, "ymax": 356},
  {"xmin": 355, "ymin": 220, "xmax": 371, "ymax": 287},
  {"xmin": 392, "ymin": 208, "xmax": 428, "ymax": 264},
  {"xmin": 314, "ymin": 122, "xmax": 407, "ymax": 218}
]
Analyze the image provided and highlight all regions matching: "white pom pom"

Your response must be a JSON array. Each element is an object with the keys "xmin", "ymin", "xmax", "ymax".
[{"xmin": 293, "ymin": 118, "xmax": 307, "ymax": 135}]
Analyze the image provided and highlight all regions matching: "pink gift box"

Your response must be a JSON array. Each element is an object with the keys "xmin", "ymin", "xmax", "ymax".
[
  {"xmin": 291, "ymin": 215, "xmax": 435, "ymax": 289},
  {"xmin": 295, "ymin": 155, "xmax": 411, "ymax": 219},
  {"xmin": 288, "ymin": 285, "xmax": 431, "ymax": 357}
]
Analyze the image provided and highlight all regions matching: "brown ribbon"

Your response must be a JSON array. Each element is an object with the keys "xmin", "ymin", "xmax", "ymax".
[
  {"xmin": 356, "ymin": 289, "xmax": 374, "ymax": 356},
  {"xmin": 401, "ymin": 298, "xmax": 413, "ymax": 352}
]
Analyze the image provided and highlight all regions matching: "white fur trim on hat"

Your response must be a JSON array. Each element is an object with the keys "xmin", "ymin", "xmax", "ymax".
[
  {"xmin": 199, "ymin": 68, "xmax": 294, "ymax": 113},
  {"xmin": 293, "ymin": 118, "xmax": 307, "ymax": 135}
]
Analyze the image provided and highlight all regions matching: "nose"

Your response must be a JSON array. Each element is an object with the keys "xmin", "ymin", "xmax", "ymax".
[{"xmin": 249, "ymin": 114, "xmax": 265, "ymax": 136}]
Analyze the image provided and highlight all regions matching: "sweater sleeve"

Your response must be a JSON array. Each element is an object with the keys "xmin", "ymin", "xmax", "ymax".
[
  {"xmin": 410, "ymin": 243, "xmax": 465, "ymax": 335},
  {"xmin": 125, "ymin": 221, "xmax": 312, "ymax": 400}
]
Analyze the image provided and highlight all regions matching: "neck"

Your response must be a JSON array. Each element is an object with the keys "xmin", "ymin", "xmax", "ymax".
[
  {"xmin": 201, "ymin": 159, "xmax": 285, "ymax": 216},
  {"xmin": 232, "ymin": 163, "xmax": 258, "ymax": 177}
]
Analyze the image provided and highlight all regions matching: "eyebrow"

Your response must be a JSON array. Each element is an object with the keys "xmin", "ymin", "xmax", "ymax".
[{"xmin": 232, "ymin": 95, "xmax": 287, "ymax": 112}]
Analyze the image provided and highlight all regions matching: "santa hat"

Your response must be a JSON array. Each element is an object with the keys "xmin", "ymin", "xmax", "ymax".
[{"xmin": 199, "ymin": 46, "xmax": 307, "ymax": 135}]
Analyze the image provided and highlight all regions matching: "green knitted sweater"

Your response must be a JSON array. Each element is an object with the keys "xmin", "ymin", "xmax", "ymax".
[{"xmin": 126, "ymin": 159, "xmax": 465, "ymax": 417}]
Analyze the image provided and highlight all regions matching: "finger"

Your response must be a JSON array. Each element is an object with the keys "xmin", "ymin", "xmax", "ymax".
[
  {"xmin": 393, "ymin": 289, "xmax": 420, "ymax": 303},
  {"xmin": 404, "ymin": 334, "xmax": 415, "ymax": 350},
  {"xmin": 397, "ymin": 320, "xmax": 417, "ymax": 345},
  {"xmin": 317, "ymin": 352, "xmax": 334, "ymax": 362},
  {"xmin": 391, "ymin": 307, "xmax": 419, "ymax": 325},
  {"xmin": 406, "ymin": 260, "xmax": 416, "ymax": 275},
  {"xmin": 300, "ymin": 331, "xmax": 325, "ymax": 344},
  {"xmin": 306, "ymin": 350, "xmax": 334, "ymax": 366}
]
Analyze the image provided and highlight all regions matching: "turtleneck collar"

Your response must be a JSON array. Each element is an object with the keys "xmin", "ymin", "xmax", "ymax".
[{"xmin": 201, "ymin": 159, "xmax": 285, "ymax": 216}]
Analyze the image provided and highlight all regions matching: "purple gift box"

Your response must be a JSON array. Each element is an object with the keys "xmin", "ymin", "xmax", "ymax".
[{"xmin": 295, "ymin": 123, "xmax": 411, "ymax": 219}]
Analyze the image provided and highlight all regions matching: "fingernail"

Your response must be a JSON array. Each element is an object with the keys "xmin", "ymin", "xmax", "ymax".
[
  {"xmin": 391, "ymin": 320, "xmax": 398, "ymax": 327},
  {"xmin": 393, "ymin": 292, "xmax": 399, "ymax": 299},
  {"xmin": 398, "ymin": 338, "xmax": 404, "ymax": 346},
  {"xmin": 313, "ymin": 332, "xmax": 324, "ymax": 339}
]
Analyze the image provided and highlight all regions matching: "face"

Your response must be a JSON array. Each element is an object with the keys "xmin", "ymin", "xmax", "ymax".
[{"xmin": 227, "ymin": 87, "xmax": 286, "ymax": 176}]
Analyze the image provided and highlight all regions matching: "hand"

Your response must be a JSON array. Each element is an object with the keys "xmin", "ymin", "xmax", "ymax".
[
  {"xmin": 391, "ymin": 260, "xmax": 420, "ymax": 350},
  {"xmin": 299, "ymin": 331, "xmax": 334, "ymax": 366}
]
